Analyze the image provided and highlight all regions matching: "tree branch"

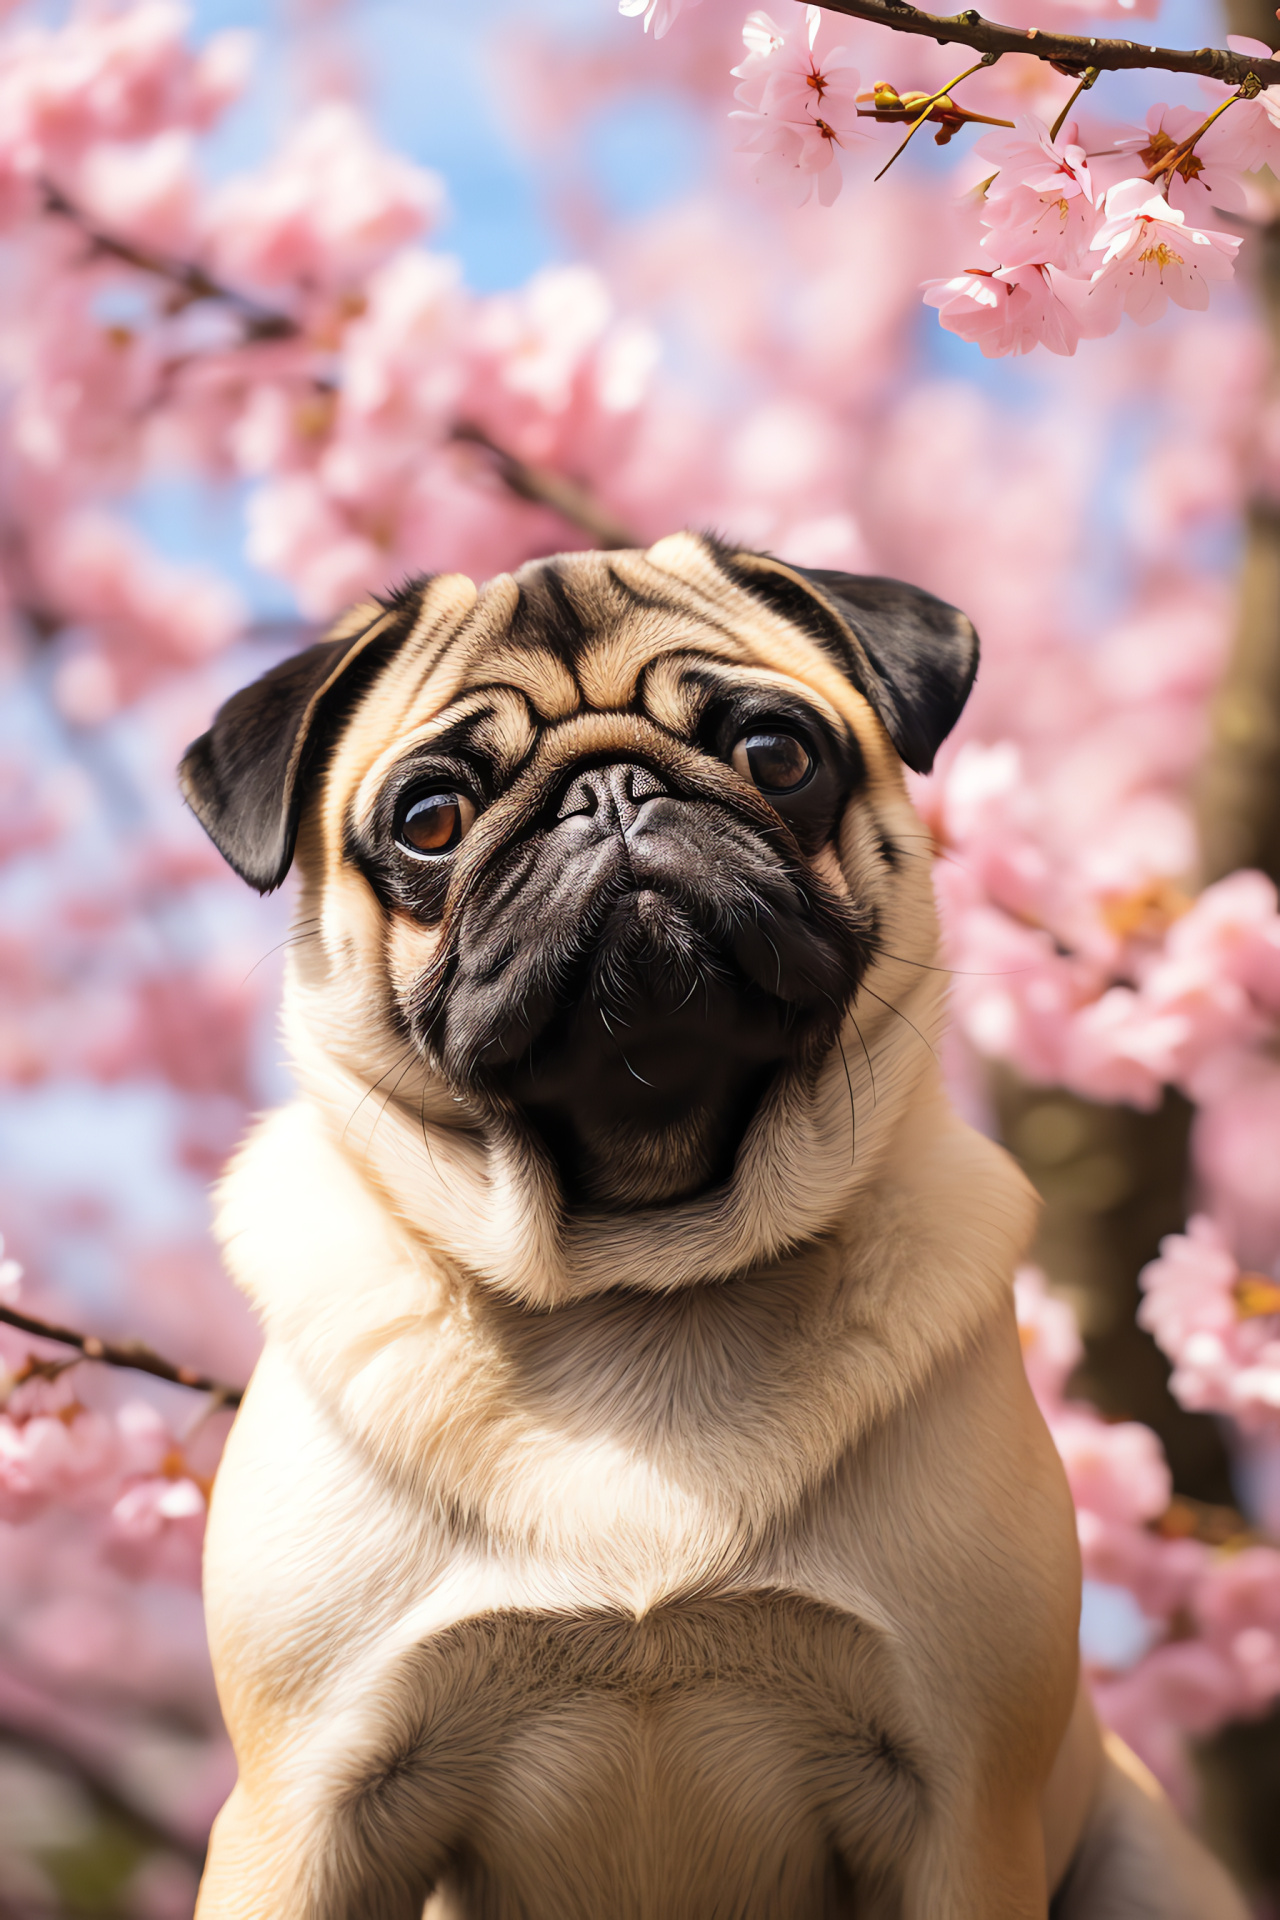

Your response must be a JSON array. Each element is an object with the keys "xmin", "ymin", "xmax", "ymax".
[
  {"xmin": 450, "ymin": 423, "xmax": 640, "ymax": 549},
  {"xmin": 42, "ymin": 183, "xmax": 297, "ymax": 342},
  {"xmin": 0, "ymin": 1305, "xmax": 243, "ymax": 1407},
  {"xmin": 38, "ymin": 191, "xmax": 641, "ymax": 549},
  {"xmin": 810, "ymin": 1, "xmax": 1280, "ymax": 88}
]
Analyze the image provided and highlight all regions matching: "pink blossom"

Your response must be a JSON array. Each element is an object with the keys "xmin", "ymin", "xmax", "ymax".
[
  {"xmin": 730, "ymin": 9, "xmax": 865, "ymax": 208},
  {"xmin": 105, "ymin": 1474, "xmax": 206, "ymax": 1588},
  {"xmin": 473, "ymin": 265, "xmax": 615, "ymax": 416},
  {"xmin": 204, "ymin": 102, "xmax": 443, "ymax": 294},
  {"xmin": 0, "ymin": 1401, "xmax": 121, "ymax": 1525},
  {"xmin": 1139, "ymin": 1215, "xmax": 1280, "ymax": 1431},
  {"xmin": 0, "ymin": 3, "xmax": 251, "ymax": 170},
  {"xmin": 1053, "ymin": 1408, "xmax": 1172, "ymax": 1529},
  {"xmin": 1112, "ymin": 106, "xmax": 1247, "ymax": 224},
  {"xmin": 0, "ymin": 1233, "xmax": 21, "ymax": 1305},
  {"xmin": 618, "ymin": 0, "xmax": 700, "ymax": 37},
  {"xmin": 72, "ymin": 129, "xmax": 201, "ymax": 255},
  {"xmin": 1198, "ymin": 39, "xmax": 1280, "ymax": 176},
  {"xmin": 976, "ymin": 117, "xmax": 1099, "ymax": 272},
  {"xmin": 1164, "ymin": 871, "xmax": 1280, "ymax": 1015},
  {"xmin": 42, "ymin": 512, "xmax": 243, "ymax": 717},
  {"xmin": 1193, "ymin": 1074, "xmax": 1280, "ymax": 1277},
  {"xmin": 922, "ymin": 263, "xmax": 1082, "ymax": 358},
  {"xmin": 1093, "ymin": 1640, "xmax": 1246, "ymax": 1809},
  {"xmin": 1080, "ymin": 180, "xmax": 1241, "ymax": 329},
  {"xmin": 1014, "ymin": 1266, "xmax": 1082, "ymax": 1411}
]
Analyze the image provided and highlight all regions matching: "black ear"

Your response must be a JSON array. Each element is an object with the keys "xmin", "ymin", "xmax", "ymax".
[
  {"xmin": 722, "ymin": 551, "xmax": 979, "ymax": 774},
  {"xmin": 178, "ymin": 597, "xmax": 412, "ymax": 893}
]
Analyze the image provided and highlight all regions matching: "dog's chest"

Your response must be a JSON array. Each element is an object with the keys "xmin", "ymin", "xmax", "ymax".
[{"xmin": 359, "ymin": 1589, "xmax": 918, "ymax": 1920}]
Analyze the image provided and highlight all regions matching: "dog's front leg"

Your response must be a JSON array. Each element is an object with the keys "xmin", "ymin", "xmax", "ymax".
[
  {"xmin": 888, "ymin": 1793, "xmax": 1050, "ymax": 1920},
  {"xmin": 197, "ymin": 1776, "xmax": 449, "ymax": 1920},
  {"xmin": 198, "ymin": 1350, "xmax": 460, "ymax": 1920},
  {"xmin": 196, "ymin": 1785, "xmax": 312, "ymax": 1920}
]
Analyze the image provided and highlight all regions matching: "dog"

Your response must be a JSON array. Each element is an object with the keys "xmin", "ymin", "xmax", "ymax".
[{"xmin": 181, "ymin": 532, "xmax": 1248, "ymax": 1919}]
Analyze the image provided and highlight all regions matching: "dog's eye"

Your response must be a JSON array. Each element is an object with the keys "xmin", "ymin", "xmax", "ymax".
[
  {"xmin": 730, "ymin": 730, "xmax": 813, "ymax": 794},
  {"xmin": 397, "ymin": 790, "xmax": 477, "ymax": 857}
]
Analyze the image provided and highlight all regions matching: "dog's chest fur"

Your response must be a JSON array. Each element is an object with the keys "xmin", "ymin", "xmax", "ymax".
[
  {"xmin": 208, "ymin": 1096, "xmax": 1068, "ymax": 1920},
  {"xmin": 389, "ymin": 1597, "xmax": 914, "ymax": 1920}
]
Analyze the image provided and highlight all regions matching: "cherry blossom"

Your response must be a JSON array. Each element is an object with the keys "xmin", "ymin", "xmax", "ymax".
[
  {"xmin": 618, "ymin": 0, "xmax": 700, "ymax": 38},
  {"xmin": 975, "ymin": 117, "xmax": 1099, "ymax": 273},
  {"xmin": 1075, "ymin": 180, "xmax": 1241, "ymax": 330},
  {"xmin": 1110, "ymin": 105, "xmax": 1248, "ymax": 224},
  {"xmin": 203, "ymin": 101, "xmax": 443, "ymax": 296},
  {"xmin": 106, "ymin": 1473, "xmax": 207, "ymax": 1589},
  {"xmin": 730, "ymin": 8, "xmax": 866, "ymax": 207},
  {"xmin": 1017, "ymin": 1269, "xmax": 1280, "ymax": 1803},
  {"xmin": 1140, "ymin": 1217, "xmax": 1280, "ymax": 1431},
  {"xmin": 0, "ymin": 1235, "xmax": 21, "ymax": 1304},
  {"xmin": 922, "ymin": 262, "xmax": 1080, "ymax": 357}
]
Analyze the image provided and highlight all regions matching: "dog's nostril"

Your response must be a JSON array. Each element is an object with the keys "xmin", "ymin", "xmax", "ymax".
[
  {"xmin": 558, "ymin": 771, "xmax": 602, "ymax": 820},
  {"xmin": 624, "ymin": 765, "xmax": 667, "ymax": 807},
  {"xmin": 556, "ymin": 762, "xmax": 670, "ymax": 827}
]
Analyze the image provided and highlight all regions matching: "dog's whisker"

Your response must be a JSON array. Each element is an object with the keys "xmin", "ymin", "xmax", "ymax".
[
  {"xmin": 856, "ymin": 984, "xmax": 938, "ymax": 1063},
  {"xmin": 848, "ymin": 1014, "xmax": 877, "ymax": 1108},
  {"xmin": 240, "ymin": 925, "xmax": 324, "ymax": 984},
  {"xmin": 837, "ymin": 1036, "xmax": 857, "ymax": 1165},
  {"xmin": 341, "ymin": 1044, "xmax": 419, "ymax": 1146}
]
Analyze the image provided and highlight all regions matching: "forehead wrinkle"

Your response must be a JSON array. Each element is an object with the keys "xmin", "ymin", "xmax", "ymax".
[
  {"xmin": 527, "ymin": 708, "xmax": 694, "ymax": 772},
  {"xmin": 659, "ymin": 660, "xmax": 851, "ymax": 739},
  {"xmin": 369, "ymin": 574, "xmax": 479, "ymax": 711},
  {"xmin": 458, "ymin": 644, "xmax": 579, "ymax": 719},
  {"xmin": 467, "ymin": 686, "xmax": 539, "ymax": 774},
  {"xmin": 615, "ymin": 540, "xmax": 756, "ymax": 639},
  {"xmin": 574, "ymin": 615, "xmax": 748, "ymax": 711}
]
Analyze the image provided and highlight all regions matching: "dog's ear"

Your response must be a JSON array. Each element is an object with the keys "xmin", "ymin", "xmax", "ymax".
[
  {"xmin": 722, "ymin": 550, "xmax": 978, "ymax": 775},
  {"xmin": 178, "ymin": 596, "xmax": 412, "ymax": 893}
]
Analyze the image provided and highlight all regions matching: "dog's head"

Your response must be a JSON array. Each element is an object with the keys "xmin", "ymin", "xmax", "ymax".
[{"xmin": 183, "ymin": 533, "xmax": 976, "ymax": 1300}]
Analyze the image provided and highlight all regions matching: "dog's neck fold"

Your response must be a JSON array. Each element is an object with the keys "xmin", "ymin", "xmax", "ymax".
[{"xmin": 279, "ymin": 957, "xmax": 940, "ymax": 1309}]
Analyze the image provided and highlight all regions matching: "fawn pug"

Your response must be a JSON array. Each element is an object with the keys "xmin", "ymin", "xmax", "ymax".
[{"xmin": 182, "ymin": 532, "xmax": 1246, "ymax": 1920}]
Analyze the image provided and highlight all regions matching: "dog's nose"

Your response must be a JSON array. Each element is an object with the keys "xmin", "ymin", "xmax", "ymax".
[{"xmin": 556, "ymin": 762, "xmax": 670, "ymax": 832}]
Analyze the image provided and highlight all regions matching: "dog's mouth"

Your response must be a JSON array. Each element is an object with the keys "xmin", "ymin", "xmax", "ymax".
[{"xmin": 413, "ymin": 772, "xmax": 872, "ymax": 1211}]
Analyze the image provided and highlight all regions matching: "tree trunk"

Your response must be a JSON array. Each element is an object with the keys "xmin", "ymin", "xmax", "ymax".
[{"xmin": 996, "ymin": 6, "xmax": 1280, "ymax": 1892}]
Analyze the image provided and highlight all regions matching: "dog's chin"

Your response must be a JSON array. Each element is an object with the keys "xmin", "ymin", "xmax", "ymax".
[{"xmin": 490, "ymin": 890, "xmax": 814, "ymax": 1212}]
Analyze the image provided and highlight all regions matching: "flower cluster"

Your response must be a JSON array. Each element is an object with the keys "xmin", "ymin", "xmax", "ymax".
[
  {"xmin": 925, "ymin": 109, "xmax": 1247, "ymax": 359},
  {"xmin": 627, "ymin": 3, "xmax": 1280, "ymax": 356},
  {"xmin": 730, "ymin": 9, "xmax": 866, "ymax": 208},
  {"xmin": 1018, "ymin": 1271, "xmax": 1280, "ymax": 1805},
  {"xmin": 1139, "ymin": 1218, "xmax": 1280, "ymax": 1433},
  {"xmin": 1, "ymin": 1319, "xmax": 210, "ymax": 1589}
]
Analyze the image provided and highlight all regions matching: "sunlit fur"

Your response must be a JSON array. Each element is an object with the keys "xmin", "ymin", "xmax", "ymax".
[{"xmin": 195, "ymin": 535, "xmax": 1247, "ymax": 1920}]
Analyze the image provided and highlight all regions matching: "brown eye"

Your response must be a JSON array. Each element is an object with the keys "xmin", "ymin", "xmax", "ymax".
[
  {"xmin": 397, "ymin": 790, "xmax": 476, "ymax": 856},
  {"xmin": 730, "ymin": 730, "xmax": 813, "ymax": 794}
]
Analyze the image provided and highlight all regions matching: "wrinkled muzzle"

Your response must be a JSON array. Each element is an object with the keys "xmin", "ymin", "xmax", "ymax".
[{"xmin": 408, "ymin": 747, "xmax": 873, "ymax": 1208}]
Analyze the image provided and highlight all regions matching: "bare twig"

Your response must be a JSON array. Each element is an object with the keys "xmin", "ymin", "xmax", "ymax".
[
  {"xmin": 0, "ymin": 1305, "xmax": 243, "ymax": 1407},
  {"xmin": 810, "ymin": 1, "xmax": 1280, "ymax": 89},
  {"xmin": 1048, "ymin": 64, "xmax": 1099, "ymax": 143},
  {"xmin": 450, "ymin": 423, "xmax": 640, "ymax": 549},
  {"xmin": 41, "ymin": 182, "xmax": 296, "ymax": 342},
  {"xmin": 873, "ymin": 52, "xmax": 1000, "ymax": 179}
]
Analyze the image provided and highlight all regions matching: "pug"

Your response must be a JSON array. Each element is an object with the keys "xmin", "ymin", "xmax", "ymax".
[{"xmin": 181, "ymin": 533, "xmax": 1246, "ymax": 1920}]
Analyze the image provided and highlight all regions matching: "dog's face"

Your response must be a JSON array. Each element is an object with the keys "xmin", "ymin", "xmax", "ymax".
[{"xmin": 182, "ymin": 533, "xmax": 976, "ymax": 1249}]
